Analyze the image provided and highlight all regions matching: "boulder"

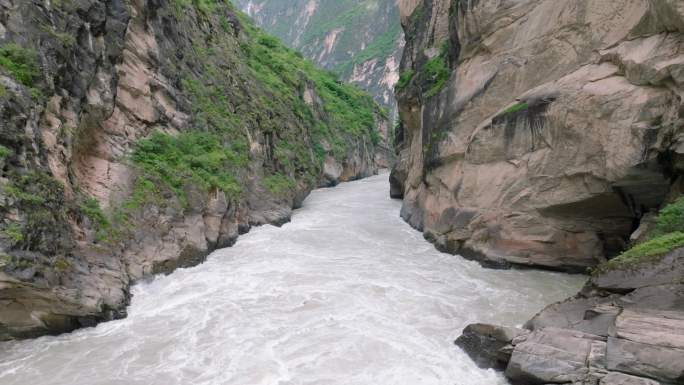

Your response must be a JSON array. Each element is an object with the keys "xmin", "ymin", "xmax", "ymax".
[
  {"xmin": 526, "ymin": 295, "xmax": 621, "ymax": 337},
  {"xmin": 454, "ymin": 323, "xmax": 528, "ymax": 370}
]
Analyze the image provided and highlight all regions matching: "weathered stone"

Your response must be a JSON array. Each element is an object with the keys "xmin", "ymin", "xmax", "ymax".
[
  {"xmin": 600, "ymin": 372, "xmax": 660, "ymax": 385},
  {"xmin": 393, "ymin": 0, "xmax": 684, "ymax": 272},
  {"xmin": 526, "ymin": 295, "xmax": 621, "ymax": 337},
  {"xmin": 618, "ymin": 284, "xmax": 684, "ymax": 312},
  {"xmin": 592, "ymin": 248, "xmax": 684, "ymax": 291},
  {"xmin": 505, "ymin": 328, "xmax": 604, "ymax": 384},
  {"xmin": 615, "ymin": 309, "xmax": 684, "ymax": 350},
  {"xmin": 606, "ymin": 337, "xmax": 684, "ymax": 384},
  {"xmin": 455, "ymin": 323, "xmax": 529, "ymax": 370}
]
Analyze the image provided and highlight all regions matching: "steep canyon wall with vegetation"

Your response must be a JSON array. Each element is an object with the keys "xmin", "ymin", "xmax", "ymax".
[
  {"xmin": 236, "ymin": 0, "xmax": 403, "ymax": 137},
  {"xmin": 0, "ymin": 0, "xmax": 387, "ymax": 340}
]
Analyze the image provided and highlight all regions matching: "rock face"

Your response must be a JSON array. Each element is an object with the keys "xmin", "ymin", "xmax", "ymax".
[
  {"xmin": 0, "ymin": 0, "xmax": 385, "ymax": 340},
  {"xmin": 456, "ymin": 247, "xmax": 684, "ymax": 385},
  {"xmin": 392, "ymin": 0, "xmax": 684, "ymax": 272},
  {"xmin": 235, "ymin": 0, "xmax": 403, "ymax": 125}
]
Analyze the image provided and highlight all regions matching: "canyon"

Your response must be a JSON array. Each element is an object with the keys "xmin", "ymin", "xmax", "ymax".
[
  {"xmin": 236, "ymin": 0, "xmax": 404, "ymax": 121},
  {"xmin": 0, "ymin": 0, "xmax": 387, "ymax": 340},
  {"xmin": 0, "ymin": 0, "xmax": 682, "ymax": 384}
]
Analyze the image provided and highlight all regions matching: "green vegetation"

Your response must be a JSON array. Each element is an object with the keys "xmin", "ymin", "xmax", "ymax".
[
  {"xmin": 0, "ymin": 44, "xmax": 40, "ymax": 87},
  {"xmin": 422, "ymin": 50, "xmax": 450, "ymax": 98},
  {"xmin": 4, "ymin": 179, "xmax": 49, "ymax": 206},
  {"xmin": 0, "ymin": 254, "xmax": 9, "ymax": 267},
  {"xmin": 51, "ymin": 0, "xmax": 76, "ymax": 9},
  {"xmin": 41, "ymin": 25, "xmax": 76, "ymax": 47},
  {"xmin": 652, "ymin": 196, "xmax": 684, "ymax": 235},
  {"xmin": 395, "ymin": 70, "xmax": 415, "ymax": 92},
  {"xmin": 132, "ymin": 131, "xmax": 244, "ymax": 201},
  {"xmin": 263, "ymin": 174, "xmax": 296, "ymax": 194},
  {"xmin": 54, "ymin": 257, "xmax": 71, "ymax": 272},
  {"xmin": 0, "ymin": 145, "xmax": 11, "ymax": 159},
  {"xmin": 333, "ymin": 22, "xmax": 402, "ymax": 77},
  {"xmin": 300, "ymin": 2, "xmax": 369, "ymax": 46},
  {"xmin": 107, "ymin": 0, "xmax": 382, "ymax": 243},
  {"xmin": 77, "ymin": 178, "xmax": 164, "ymax": 246},
  {"xmin": 600, "ymin": 197, "xmax": 684, "ymax": 271},
  {"xmin": 181, "ymin": 77, "xmax": 246, "ymax": 137},
  {"xmin": 172, "ymin": 0, "xmax": 224, "ymax": 15},
  {"xmin": 603, "ymin": 232, "xmax": 684, "ymax": 270},
  {"xmin": 80, "ymin": 197, "xmax": 114, "ymax": 243},
  {"xmin": 1, "ymin": 171, "xmax": 70, "ymax": 253},
  {"xmin": 2, "ymin": 223, "xmax": 24, "ymax": 244},
  {"xmin": 504, "ymin": 102, "xmax": 530, "ymax": 115},
  {"xmin": 242, "ymin": 23, "xmax": 377, "ymax": 138}
]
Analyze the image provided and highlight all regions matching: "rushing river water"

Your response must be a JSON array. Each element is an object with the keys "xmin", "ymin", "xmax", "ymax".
[{"xmin": 0, "ymin": 174, "xmax": 584, "ymax": 385}]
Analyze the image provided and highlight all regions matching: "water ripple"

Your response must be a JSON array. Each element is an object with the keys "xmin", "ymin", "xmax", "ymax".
[{"xmin": 0, "ymin": 174, "xmax": 584, "ymax": 385}]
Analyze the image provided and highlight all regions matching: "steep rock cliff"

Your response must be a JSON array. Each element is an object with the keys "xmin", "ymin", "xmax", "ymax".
[
  {"xmin": 0, "ymin": 0, "xmax": 385, "ymax": 340},
  {"xmin": 236, "ymin": 0, "xmax": 403, "ymax": 147},
  {"xmin": 392, "ymin": 0, "xmax": 684, "ymax": 272}
]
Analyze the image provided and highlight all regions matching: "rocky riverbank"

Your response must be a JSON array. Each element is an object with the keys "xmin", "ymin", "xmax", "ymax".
[{"xmin": 456, "ymin": 247, "xmax": 684, "ymax": 384}]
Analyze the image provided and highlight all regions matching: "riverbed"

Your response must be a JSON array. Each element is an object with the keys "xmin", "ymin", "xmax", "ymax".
[{"xmin": 0, "ymin": 174, "xmax": 584, "ymax": 385}]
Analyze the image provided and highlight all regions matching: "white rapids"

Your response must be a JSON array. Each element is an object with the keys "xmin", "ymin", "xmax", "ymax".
[{"xmin": 0, "ymin": 174, "xmax": 584, "ymax": 385}]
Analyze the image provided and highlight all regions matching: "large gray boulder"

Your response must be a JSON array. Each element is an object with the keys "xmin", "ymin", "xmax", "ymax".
[{"xmin": 454, "ymin": 323, "xmax": 528, "ymax": 370}]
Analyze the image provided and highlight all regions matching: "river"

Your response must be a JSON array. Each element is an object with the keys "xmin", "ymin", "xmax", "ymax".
[{"xmin": 0, "ymin": 174, "xmax": 584, "ymax": 385}]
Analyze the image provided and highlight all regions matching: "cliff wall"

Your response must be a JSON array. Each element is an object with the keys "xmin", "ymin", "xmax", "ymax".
[
  {"xmin": 392, "ymin": 0, "xmax": 684, "ymax": 272},
  {"xmin": 0, "ymin": 0, "xmax": 385, "ymax": 340}
]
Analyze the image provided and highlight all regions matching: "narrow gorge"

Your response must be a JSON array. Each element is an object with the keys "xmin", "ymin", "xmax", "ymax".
[
  {"xmin": 1, "ymin": 1, "xmax": 683, "ymax": 385},
  {"xmin": 236, "ymin": 0, "xmax": 404, "ymax": 122}
]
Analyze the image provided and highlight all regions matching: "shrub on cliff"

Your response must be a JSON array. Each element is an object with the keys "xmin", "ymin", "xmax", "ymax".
[
  {"xmin": 132, "ymin": 131, "xmax": 245, "ymax": 201},
  {"xmin": 653, "ymin": 196, "xmax": 684, "ymax": 235},
  {"xmin": 602, "ymin": 197, "xmax": 684, "ymax": 270},
  {"xmin": 0, "ymin": 43, "xmax": 39, "ymax": 87}
]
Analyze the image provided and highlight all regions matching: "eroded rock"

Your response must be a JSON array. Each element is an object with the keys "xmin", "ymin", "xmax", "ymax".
[
  {"xmin": 456, "ymin": 246, "xmax": 684, "ymax": 385},
  {"xmin": 393, "ymin": 0, "xmax": 684, "ymax": 272}
]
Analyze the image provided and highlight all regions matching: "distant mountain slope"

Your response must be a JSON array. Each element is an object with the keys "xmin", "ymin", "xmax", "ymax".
[{"xmin": 237, "ymin": 0, "xmax": 403, "ymax": 121}]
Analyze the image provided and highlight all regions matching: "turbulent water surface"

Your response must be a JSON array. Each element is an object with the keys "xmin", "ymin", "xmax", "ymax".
[{"xmin": 0, "ymin": 174, "xmax": 584, "ymax": 385}]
